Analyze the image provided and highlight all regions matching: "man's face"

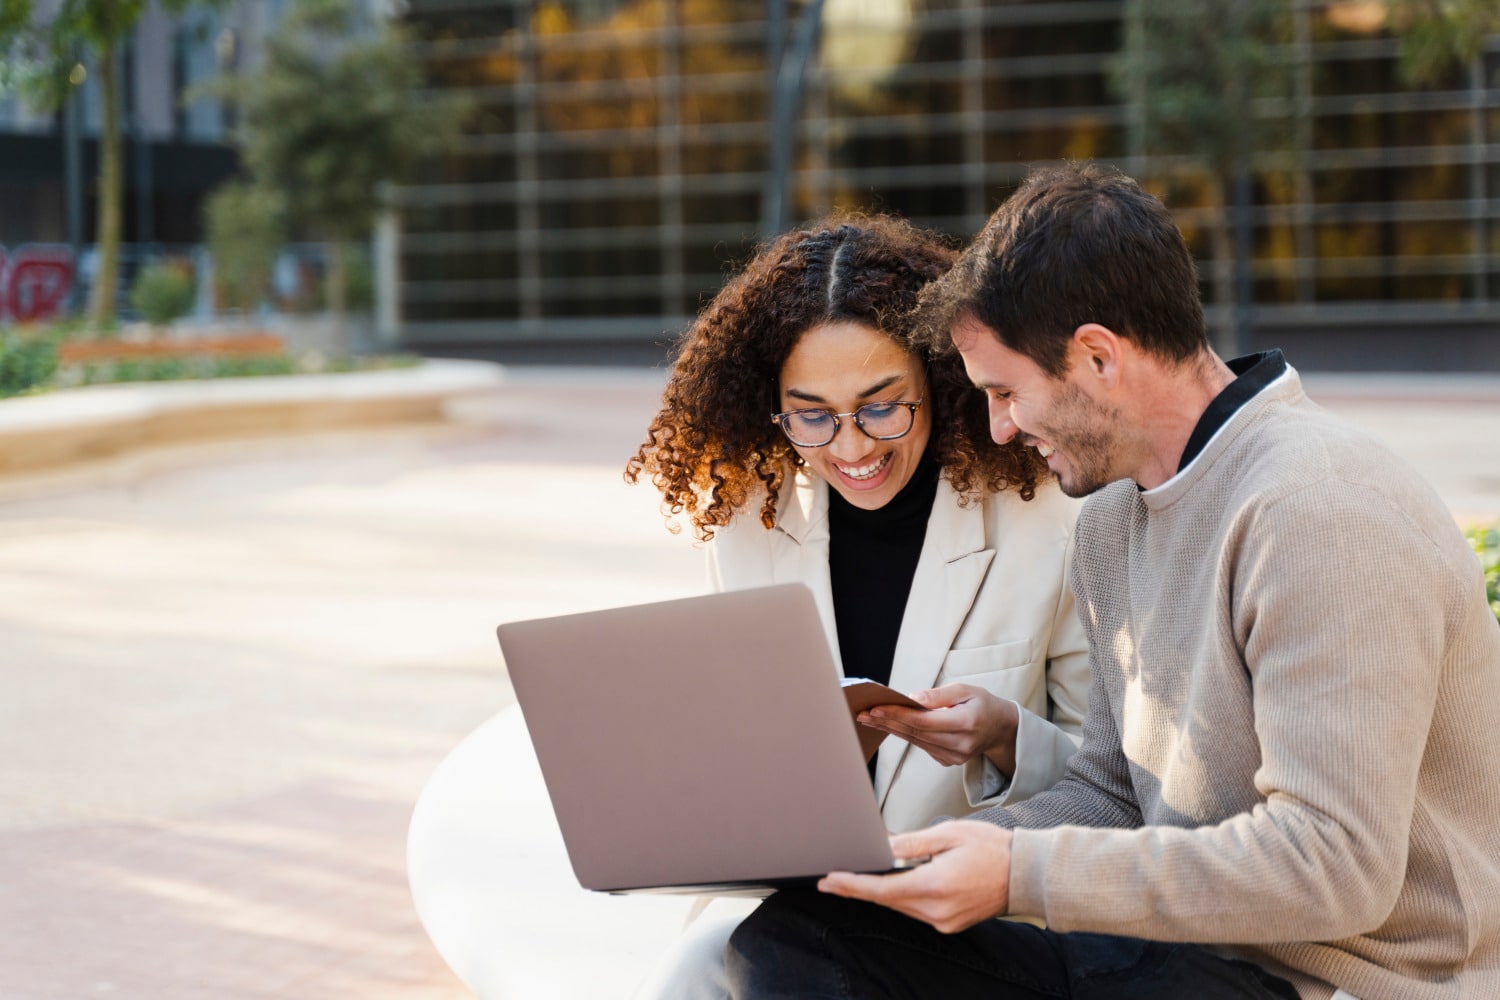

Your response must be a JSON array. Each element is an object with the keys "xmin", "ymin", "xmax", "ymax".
[{"xmin": 952, "ymin": 316, "xmax": 1122, "ymax": 497}]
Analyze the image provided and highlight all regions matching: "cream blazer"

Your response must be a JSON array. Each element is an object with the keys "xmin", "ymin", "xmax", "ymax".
[{"xmin": 708, "ymin": 470, "xmax": 1090, "ymax": 834}]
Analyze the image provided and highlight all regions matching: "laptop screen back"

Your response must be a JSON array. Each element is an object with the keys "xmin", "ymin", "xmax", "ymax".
[{"xmin": 496, "ymin": 584, "xmax": 896, "ymax": 892}]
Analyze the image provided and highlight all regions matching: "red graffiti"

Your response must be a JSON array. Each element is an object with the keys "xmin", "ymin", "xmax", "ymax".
[{"xmin": 0, "ymin": 245, "xmax": 76, "ymax": 324}]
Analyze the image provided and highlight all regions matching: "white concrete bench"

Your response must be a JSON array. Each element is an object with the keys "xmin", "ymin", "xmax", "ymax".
[
  {"xmin": 407, "ymin": 705, "xmax": 697, "ymax": 998},
  {"xmin": 0, "ymin": 358, "xmax": 505, "ymax": 474}
]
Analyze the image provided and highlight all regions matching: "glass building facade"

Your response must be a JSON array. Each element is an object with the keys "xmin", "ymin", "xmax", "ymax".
[{"xmin": 397, "ymin": 0, "xmax": 1500, "ymax": 370}]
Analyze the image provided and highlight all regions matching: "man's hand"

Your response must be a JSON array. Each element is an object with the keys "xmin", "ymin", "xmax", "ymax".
[
  {"xmin": 818, "ymin": 820, "xmax": 1013, "ymax": 933},
  {"xmin": 860, "ymin": 683, "xmax": 1020, "ymax": 775}
]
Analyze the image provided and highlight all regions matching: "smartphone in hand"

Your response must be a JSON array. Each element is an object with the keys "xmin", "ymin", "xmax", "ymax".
[{"xmin": 841, "ymin": 678, "xmax": 926, "ymax": 761}]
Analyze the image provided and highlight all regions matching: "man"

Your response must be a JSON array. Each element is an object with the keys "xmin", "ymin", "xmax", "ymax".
[{"xmin": 724, "ymin": 163, "xmax": 1500, "ymax": 999}]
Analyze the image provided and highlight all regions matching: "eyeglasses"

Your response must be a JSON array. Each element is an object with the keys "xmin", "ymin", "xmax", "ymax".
[{"xmin": 770, "ymin": 396, "xmax": 924, "ymax": 448}]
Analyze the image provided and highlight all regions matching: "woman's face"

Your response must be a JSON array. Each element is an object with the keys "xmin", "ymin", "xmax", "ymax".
[{"xmin": 777, "ymin": 321, "xmax": 931, "ymax": 511}]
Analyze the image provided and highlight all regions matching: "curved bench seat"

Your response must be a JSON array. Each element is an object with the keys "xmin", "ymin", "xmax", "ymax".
[{"xmin": 407, "ymin": 705, "xmax": 696, "ymax": 998}]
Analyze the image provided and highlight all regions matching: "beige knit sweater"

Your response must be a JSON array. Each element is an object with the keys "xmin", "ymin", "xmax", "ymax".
[{"xmin": 979, "ymin": 367, "xmax": 1500, "ymax": 999}]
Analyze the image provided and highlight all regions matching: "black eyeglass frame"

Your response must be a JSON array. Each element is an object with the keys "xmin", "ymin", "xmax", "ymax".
[{"xmin": 769, "ymin": 396, "xmax": 925, "ymax": 448}]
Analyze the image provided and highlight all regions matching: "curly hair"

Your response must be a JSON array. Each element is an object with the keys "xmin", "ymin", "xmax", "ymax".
[{"xmin": 626, "ymin": 212, "xmax": 1047, "ymax": 540}]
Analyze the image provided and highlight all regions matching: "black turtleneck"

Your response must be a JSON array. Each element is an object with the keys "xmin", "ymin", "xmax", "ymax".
[
  {"xmin": 1177, "ymin": 349, "xmax": 1287, "ymax": 472},
  {"xmin": 827, "ymin": 448, "xmax": 941, "ymax": 689}
]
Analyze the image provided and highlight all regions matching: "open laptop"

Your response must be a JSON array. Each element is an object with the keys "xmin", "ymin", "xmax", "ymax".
[{"xmin": 496, "ymin": 583, "xmax": 911, "ymax": 895}]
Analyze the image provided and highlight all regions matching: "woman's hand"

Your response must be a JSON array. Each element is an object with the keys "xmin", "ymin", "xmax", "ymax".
[{"xmin": 859, "ymin": 684, "xmax": 1021, "ymax": 775}]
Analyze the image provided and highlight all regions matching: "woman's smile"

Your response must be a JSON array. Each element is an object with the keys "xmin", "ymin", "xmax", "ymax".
[{"xmin": 832, "ymin": 452, "xmax": 893, "ymax": 484}]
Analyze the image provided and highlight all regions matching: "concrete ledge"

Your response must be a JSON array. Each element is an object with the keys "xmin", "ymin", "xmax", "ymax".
[{"xmin": 0, "ymin": 358, "xmax": 507, "ymax": 475}]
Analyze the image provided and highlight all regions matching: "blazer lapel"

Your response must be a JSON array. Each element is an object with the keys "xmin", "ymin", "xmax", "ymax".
[
  {"xmin": 772, "ymin": 472, "xmax": 843, "ymax": 672},
  {"xmin": 873, "ymin": 480, "xmax": 995, "ymax": 808}
]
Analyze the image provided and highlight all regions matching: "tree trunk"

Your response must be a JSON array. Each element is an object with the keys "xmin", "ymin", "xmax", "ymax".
[
  {"xmin": 326, "ymin": 240, "xmax": 348, "ymax": 356},
  {"xmin": 87, "ymin": 43, "xmax": 123, "ymax": 332}
]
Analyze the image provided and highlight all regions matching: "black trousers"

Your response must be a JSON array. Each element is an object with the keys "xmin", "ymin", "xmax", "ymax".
[{"xmin": 725, "ymin": 891, "xmax": 1301, "ymax": 1000}]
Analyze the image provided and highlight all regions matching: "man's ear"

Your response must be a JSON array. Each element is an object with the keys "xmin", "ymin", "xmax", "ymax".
[{"xmin": 1070, "ymin": 323, "xmax": 1122, "ymax": 388}]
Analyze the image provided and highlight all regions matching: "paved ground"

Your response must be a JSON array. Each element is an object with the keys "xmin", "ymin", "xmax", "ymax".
[
  {"xmin": 1299, "ymin": 372, "xmax": 1500, "ymax": 527},
  {"xmin": 0, "ymin": 367, "xmax": 702, "ymax": 1000},
  {"xmin": 0, "ymin": 365, "xmax": 1496, "ymax": 1000}
]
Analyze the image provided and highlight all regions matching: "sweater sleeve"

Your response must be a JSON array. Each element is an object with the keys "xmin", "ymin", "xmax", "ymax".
[
  {"xmin": 1004, "ymin": 480, "xmax": 1462, "ymax": 943},
  {"xmin": 968, "ymin": 526, "xmax": 1145, "ymax": 830},
  {"xmin": 971, "ymin": 645, "xmax": 1144, "ymax": 832}
]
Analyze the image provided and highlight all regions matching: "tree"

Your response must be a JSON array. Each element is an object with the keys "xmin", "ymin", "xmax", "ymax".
[
  {"xmin": 211, "ymin": 0, "xmax": 468, "ymax": 346},
  {"xmin": 0, "ymin": 0, "xmax": 226, "ymax": 329},
  {"xmin": 1385, "ymin": 0, "xmax": 1500, "ymax": 86},
  {"xmin": 203, "ymin": 179, "xmax": 283, "ymax": 314},
  {"xmin": 1110, "ymin": 0, "xmax": 1297, "ymax": 356}
]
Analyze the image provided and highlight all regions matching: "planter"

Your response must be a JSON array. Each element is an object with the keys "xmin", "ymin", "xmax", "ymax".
[{"xmin": 58, "ymin": 333, "xmax": 286, "ymax": 364}]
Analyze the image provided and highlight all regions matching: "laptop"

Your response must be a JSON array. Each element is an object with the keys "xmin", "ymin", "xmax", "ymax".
[{"xmin": 496, "ymin": 583, "xmax": 912, "ymax": 895}]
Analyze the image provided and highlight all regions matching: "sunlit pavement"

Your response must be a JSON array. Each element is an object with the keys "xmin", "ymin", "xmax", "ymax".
[
  {"xmin": 0, "ymin": 365, "xmax": 1496, "ymax": 999},
  {"xmin": 0, "ymin": 367, "xmax": 702, "ymax": 999},
  {"xmin": 1299, "ymin": 372, "xmax": 1500, "ymax": 527}
]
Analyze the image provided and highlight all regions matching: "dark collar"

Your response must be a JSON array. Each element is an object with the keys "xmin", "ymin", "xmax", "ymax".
[{"xmin": 1177, "ymin": 349, "xmax": 1288, "ymax": 472}]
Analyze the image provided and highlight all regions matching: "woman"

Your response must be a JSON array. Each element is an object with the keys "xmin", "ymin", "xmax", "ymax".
[{"xmin": 625, "ymin": 214, "xmax": 1089, "ymax": 998}]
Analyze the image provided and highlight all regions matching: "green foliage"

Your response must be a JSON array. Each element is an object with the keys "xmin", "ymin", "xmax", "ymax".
[
  {"xmin": 2, "ymin": 0, "xmax": 230, "ymax": 328},
  {"xmin": 210, "ymin": 355, "xmax": 300, "ymax": 378},
  {"xmin": 128, "ymin": 260, "xmax": 197, "ymax": 326},
  {"xmin": 1110, "ymin": 0, "xmax": 1297, "ymax": 178},
  {"xmin": 204, "ymin": 180, "xmax": 285, "ymax": 313},
  {"xmin": 75, "ymin": 354, "xmax": 295, "ymax": 383},
  {"xmin": 336, "ymin": 243, "xmax": 375, "ymax": 313},
  {"xmin": 29, "ymin": 313, "xmax": 105, "ymax": 340},
  {"xmin": 1109, "ymin": 0, "xmax": 1299, "ymax": 355},
  {"xmin": 69, "ymin": 350, "xmax": 416, "ymax": 386},
  {"xmin": 0, "ymin": 1, "xmax": 32, "ymax": 39},
  {"xmin": 211, "ymin": 0, "xmax": 470, "ymax": 246},
  {"xmin": 1, "ymin": 0, "xmax": 212, "ymax": 107},
  {"xmin": 1, "ymin": 1, "xmax": 140, "ymax": 110},
  {"xmin": 0, "ymin": 330, "xmax": 59, "ymax": 397},
  {"xmin": 1466, "ymin": 523, "xmax": 1500, "ymax": 625},
  {"xmin": 1386, "ymin": 0, "xmax": 1500, "ymax": 87}
]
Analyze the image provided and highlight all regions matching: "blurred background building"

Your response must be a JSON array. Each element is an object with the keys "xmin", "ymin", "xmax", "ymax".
[
  {"xmin": 4, "ymin": 0, "xmax": 1498, "ymax": 370},
  {"xmin": 0, "ymin": 2, "xmax": 262, "ymax": 316},
  {"xmin": 396, "ymin": 0, "xmax": 1500, "ymax": 370}
]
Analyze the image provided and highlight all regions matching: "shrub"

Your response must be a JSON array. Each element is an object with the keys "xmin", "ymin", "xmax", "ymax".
[
  {"xmin": 75, "ymin": 353, "xmax": 297, "ymax": 384},
  {"xmin": 1467, "ymin": 524, "xmax": 1500, "ymax": 624},
  {"xmin": 342, "ymin": 244, "xmax": 376, "ymax": 314},
  {"xmin": 211, "ymin": 355, "xmax": 298, "ymax": 378},
  {"xmin": 205, "ymin": 181, "xmax": 284, "ymax": 313},
  {"xmin": 0, "ymin": 332, "xmax": 59, "ymax": 397},
  {"xmin": 129, "ymin": 261, "xmax": 197, "ymax": 327}
]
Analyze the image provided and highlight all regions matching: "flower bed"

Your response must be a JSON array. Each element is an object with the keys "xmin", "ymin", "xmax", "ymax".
[
  {"xmin": 2, "ymin": 324, "xmax": 419, "ymax": 399},
  {"xmin": 56, "ymin": 333, "xmax": 286, "ymax": 364}
]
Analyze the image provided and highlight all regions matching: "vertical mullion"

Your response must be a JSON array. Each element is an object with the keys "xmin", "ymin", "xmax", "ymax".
[
  {"xmin": 1124, "ymin": 0, "xmax": 1147, "ymax": 179},
  {"xmin": 1293, "ymin": 0, "xmax": 1315, "ymax": 305},
  {"xmin": 811, "ymin": 60, "xmax": 831, "ymax": 216},
  {"xmin": 517, "ymin": 22, "xmax": 543, "ymax": 335},
  {"xmin": 962, "ymin": 0, "xmax": 985, "ymax": 224},
  {"xmin": 1469, "ymin": 54, "xmax": 1489, "ymax": 304},
  {"xmin": 659, "ymin": 0, "xmax": 685, "ymax": 316}
]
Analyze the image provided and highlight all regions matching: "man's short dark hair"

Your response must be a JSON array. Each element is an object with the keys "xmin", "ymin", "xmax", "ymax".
[{"xmin": 915, "ymin": 161, "xmax": 1208, "ymax": 376}]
